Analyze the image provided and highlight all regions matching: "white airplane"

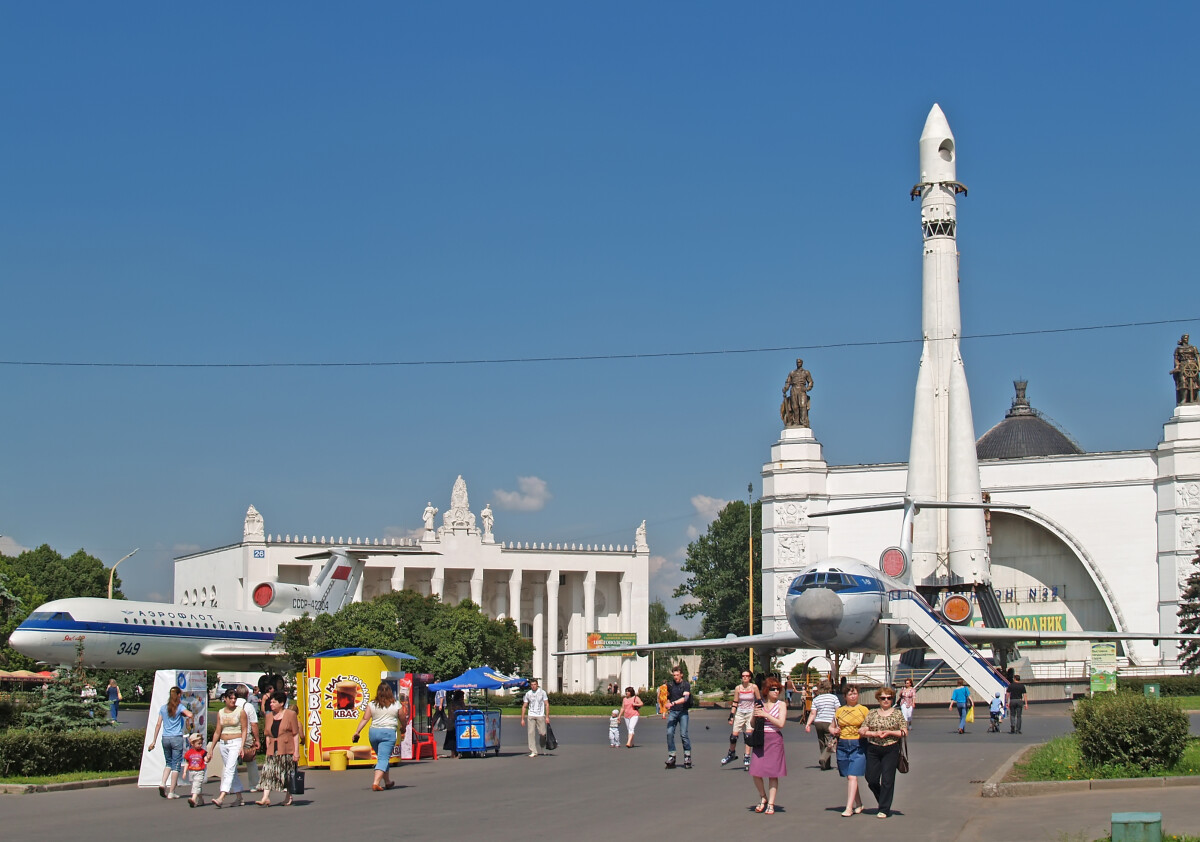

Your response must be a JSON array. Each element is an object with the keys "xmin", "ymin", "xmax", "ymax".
[{"xmin": 9, "ymin": 547, "xmax": 381, "ymax": 670}]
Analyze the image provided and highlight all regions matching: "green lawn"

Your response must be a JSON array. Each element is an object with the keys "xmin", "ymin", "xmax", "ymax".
[
  {"xmin": 0, "ymin": 769, "xmax": 138, "ymax": 785},
  {"xmin": 1008, "ymin": 734, "xmax": 1200, "ymax": 782},
  {"xmin": 499, "ymin": 705, "xmax": 657, "ymax": 717}
]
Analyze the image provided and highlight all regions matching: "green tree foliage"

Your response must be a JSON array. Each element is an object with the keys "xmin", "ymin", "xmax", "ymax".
[
  {"xmin": 647, "ymin": 599, "xmax": 684, "ymax": 686},
  {"xmin": 1178, "ymin": 550, "xmax": 1200, "ymax": 673},
  {"xmin": 22, "ymin": 643, "xmax": 111, "ymax": 732},
  {"xmin": 1071, "ymin": 691, "xmax": 1189, "ymax": 773},
  {"xmin": 0, "ymin": 545, "xmax": 120, "ymax": 670},
  {"xmin": 673, "ymin": 499, "xmax": 762, "ymax": 688},
  {"xmin": 274, "ymin": 590, "xmax": 533, "ymax": 680}
]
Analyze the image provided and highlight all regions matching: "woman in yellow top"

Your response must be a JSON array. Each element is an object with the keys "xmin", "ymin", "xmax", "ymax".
[
  {"xmin": 827, "ymin": 685, "xmax": 868, "ymax": 817},
  {"xmin": 205, "ymin": 687, "xmax": 248, "ymax": 808}
]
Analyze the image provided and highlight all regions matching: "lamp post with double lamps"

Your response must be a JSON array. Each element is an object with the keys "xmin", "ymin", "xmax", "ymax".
[{"xmin": 107, "ymin": 548, "xmax": 139, "ymax": 599}]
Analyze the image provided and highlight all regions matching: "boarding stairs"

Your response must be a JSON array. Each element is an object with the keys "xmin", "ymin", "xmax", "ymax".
[{"xmin": 882, "ymin": 590, "xmax": 1009, "ymax": 701}]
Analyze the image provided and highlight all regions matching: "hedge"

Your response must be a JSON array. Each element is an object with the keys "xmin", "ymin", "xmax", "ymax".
[
  {"xmin": 1072, "ymin": 692, "xmax": 1190, "ymax": 773},
  {"xmin": 0, "ymin": 728, "xmax": 145, "ymax": 777},
  {"xmin": 497, "ymin": 692, "xmax": 627, "ymax": 708},
  {"xmin": 1116, "ymin": 676, "xmax": 1200, "ymax": 697}
]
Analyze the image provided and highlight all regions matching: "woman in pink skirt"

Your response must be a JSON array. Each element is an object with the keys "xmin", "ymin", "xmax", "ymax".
[{"xmin": 749, "ymin": 677, "xmax": 788, "ymax": 815}]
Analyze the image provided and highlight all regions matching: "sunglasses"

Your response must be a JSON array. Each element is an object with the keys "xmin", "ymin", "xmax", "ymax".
[{"xmin": 879, "ymin": 696, "xmax": 895, "ymax": 701}]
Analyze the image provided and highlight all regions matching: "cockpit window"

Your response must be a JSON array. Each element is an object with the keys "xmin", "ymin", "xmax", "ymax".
[{"xmin": 788, "ymin": 570, "xmax": 879, "ymax": 595}]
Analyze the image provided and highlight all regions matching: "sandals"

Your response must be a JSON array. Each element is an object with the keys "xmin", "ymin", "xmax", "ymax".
[
  {"xmin": 841, "ymin": 809, "xmax": 855, "ymax": 817},
  {"xmin": 854, "ymin": 805, "xmax": 864, "ymax": 814},
  {"xmin": 213, "ymin": 798, "xmax": 225, "ymax": 810},
  {"xmin": 281, "ymin": 798, "xmax": 293, "ymax": 807},
  {"xmin": 384, "ymin": 781, "xmax": 395, "ymax": 790},
  {"xmin": 256, "ymin": 800, "xmax": 271, "ymax": 807},
  {"xmin": 765, "ymin": 805, "xmax": 775, "ymax": 815},
  {"xmin": 754, "ymin": 798, "xmax": 767, "ymax": 813},
  {"xmin": 372, "ymin": 784, "xmax": 384, "ymax": 792}
]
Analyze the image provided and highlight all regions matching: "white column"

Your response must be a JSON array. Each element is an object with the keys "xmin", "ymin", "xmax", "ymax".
[
  {"xmin": 546, "ymin": 570, "xmax": 559, "ymax": 692},
  {"xmin": 532, "ymin": 579, "xmax": 544, "ymax": 683},
  {"xmin": 583, "ymin": 570, "xmax": 597, "ymax": 693},
  {"xmin": 389, "ymin": 566, "xmax": 405, "ymax": 594},
  {"xmin": 431, "ymin": 567, "xmax": 445, "ymax": 602},
  {"xmin": 508, "ymin": 570, "xmax": 522, "ymax": 628},
  {"xmin": 470, "ymin": 567, "xmax": 484, "ymax": 607},
  {"xmin": 620, "ymin": 573, "xmax": 633, "ymax": 689}
]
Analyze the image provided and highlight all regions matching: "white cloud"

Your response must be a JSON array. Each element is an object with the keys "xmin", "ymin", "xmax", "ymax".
[
  {"xmin": 0, "ymin": 535, "xmax": 30, "ymax": 555},
  {"xmin": 385, "ymin": 525, "xmax": 427, "ymax": 542},
  {"xmin": 493, "ymin": 476, "xmax": 551, "ymax": 512},
  {"xmin": 686, "ymin": 524, "xmax": 699, "ymax": 540},
  {"xmin": 691, "ymin": 494, "xmax": 728, "ymax": 522}
]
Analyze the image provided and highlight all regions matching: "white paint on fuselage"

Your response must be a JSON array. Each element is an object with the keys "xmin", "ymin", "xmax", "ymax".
[{"xmin": 9, "ymin": 597, "xmax": 295, "ymax": 670}]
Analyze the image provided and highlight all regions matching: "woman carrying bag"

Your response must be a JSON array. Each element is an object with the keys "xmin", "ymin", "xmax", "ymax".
[{"xmin": 256, "ymin": 691, "xmax": 300, "ymax": 807}]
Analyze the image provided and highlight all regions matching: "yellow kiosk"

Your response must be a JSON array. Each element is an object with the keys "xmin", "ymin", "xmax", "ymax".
[{"xmin": 299, "ymin": 648, "xmax": 416, "ymax": 768}]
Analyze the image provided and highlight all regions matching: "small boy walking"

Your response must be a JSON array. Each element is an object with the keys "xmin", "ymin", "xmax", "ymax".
[
  {"xmin": 184, "ymin": 732, "xmax": 208, "ymax": 806},
  {"xmin": 609, "ymin": 709, "xmax": 621, "ymax": 747}
]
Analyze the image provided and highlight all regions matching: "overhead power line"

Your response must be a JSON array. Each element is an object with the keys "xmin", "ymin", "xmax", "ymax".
[{"xmin": 0, "ymin": 316, "xmax": 1195, "ymax": 369}]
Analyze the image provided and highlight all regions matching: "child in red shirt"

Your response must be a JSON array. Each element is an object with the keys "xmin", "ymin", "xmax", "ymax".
[{"xmin": 183, "ymin": 732, "xmax": 208, "ymax": 807}]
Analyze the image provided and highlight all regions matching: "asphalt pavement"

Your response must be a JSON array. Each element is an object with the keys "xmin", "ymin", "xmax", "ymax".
[{"xmin": 4, "ymin": 704, "xmax": 1199, "ymax": 842}]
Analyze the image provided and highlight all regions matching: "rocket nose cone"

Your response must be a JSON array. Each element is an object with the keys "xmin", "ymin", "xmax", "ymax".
[{"xmin": 919, "ymin": 103, "xmax": 957, "ymax": 183}]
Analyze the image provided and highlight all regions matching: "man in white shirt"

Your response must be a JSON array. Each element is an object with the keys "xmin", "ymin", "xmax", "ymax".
[
  {"xmin": 520, "ymin": 678, "xmax": 551, "ymax": 757},
  {"xmin": 234, "ymin": 686, "xmax": 261, "ymax": 790}
]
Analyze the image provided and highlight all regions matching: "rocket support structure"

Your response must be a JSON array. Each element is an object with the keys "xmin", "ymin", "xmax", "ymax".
[{"xmin": 905, "ymin": 104, "xmax": 990, "ymax": 589}]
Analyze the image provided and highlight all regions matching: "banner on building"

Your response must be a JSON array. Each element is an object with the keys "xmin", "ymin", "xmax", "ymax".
[
  {"xmin": 1005, "ymin": 614, "xmax": 1067, "ymax": 647},
  {"xmin": 587, "ymin": 632, "xmax": 637, "ymax": 657}
]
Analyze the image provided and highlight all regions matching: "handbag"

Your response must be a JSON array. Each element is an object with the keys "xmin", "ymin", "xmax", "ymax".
[
  {"xmin": 745, "ymin": 714, "xmax": 766, "ymax": 748},
  {"xmin": 897, "ymin": 736, "xmax": 910, "ymax": 774},
  {"xmin": 285, "ymin": 768, "xmax": 305, "ymax": 795},
  {"xmin": 544, "ymin": 723, "xmax": 559, "ymax": 752}
]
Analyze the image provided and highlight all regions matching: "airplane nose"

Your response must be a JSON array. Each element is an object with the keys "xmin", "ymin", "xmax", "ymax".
[
  {"xmin": 8, "ymin": 627, "xmax": 35, "ymax": 654},
  {"xmin": 792, "ymin": 588, "xmax": 844, "ymax": 643}
]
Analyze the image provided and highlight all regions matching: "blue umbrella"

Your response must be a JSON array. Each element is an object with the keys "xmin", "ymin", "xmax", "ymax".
[
  {"xmin": 312, "ymin": 648, "xmax": 417, "ymax": 660},
  {"xmin": 427, "ymin": 665, "xmax": 528, "ymax": 691}
]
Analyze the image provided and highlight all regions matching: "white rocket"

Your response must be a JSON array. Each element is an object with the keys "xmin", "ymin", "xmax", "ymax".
[{"xmin": 905, "ymin": 104, "xmax": 990, "ymax": 588}]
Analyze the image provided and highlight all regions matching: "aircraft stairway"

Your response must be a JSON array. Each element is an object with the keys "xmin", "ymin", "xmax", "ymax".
[{"xmin": 883, "ymin": 590, "xmax": 1009, "ymax": 701}]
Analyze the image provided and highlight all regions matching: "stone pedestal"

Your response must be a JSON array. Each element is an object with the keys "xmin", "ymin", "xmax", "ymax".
[
  {"xmin": 761, "ymin": 427, "xmax": 830, "ymax": 633},
  {"xmin": 1156, "ymin": 404, "xmax": 1200, "ymax": 660}
]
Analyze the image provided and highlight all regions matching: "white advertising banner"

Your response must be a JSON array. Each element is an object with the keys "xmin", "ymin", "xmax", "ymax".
[{"xmin": 138, "ymin": 670, "xmax": 208, "ymax": 788}]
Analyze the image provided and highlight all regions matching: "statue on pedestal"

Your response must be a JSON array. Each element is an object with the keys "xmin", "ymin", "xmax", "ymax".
[
  {"xmin": 780, "ymin": 358, "xmax": 814, "ymax": 428},
  {"xmin": 422, "ymin": 502, "xmax": 438, "ymax": 533},
  {"xmin": 1172, "ymin": 334, "xmax": 1199, "ymax": 405},
  {"xmin": 481, "ymin": 504, "xmax": 494, "ymax": 540},
  {"xmin": 244, "ymin": 505, "xmax": 265, "ymax": 542}
]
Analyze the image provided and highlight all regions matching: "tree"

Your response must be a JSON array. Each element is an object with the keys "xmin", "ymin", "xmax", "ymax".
[
  {"xmin": 673, "ymin": 499, "xmax": 762, "ymax": 688},
  {"xmin": 23, "ymin": 641, "xmax": 111, "ymax": 731},
  {"xmin": 648, "ymin": 599, "xmax": 684, "ymax": 686},
  {"xmin": 0, "ymin": 563, "xmax": 45, "ymax": 670},
  {"xmin": 274, "ymin": 590, "xmax": 533, "ymax": 680},
  {"xmin": 1179, "ymin": 549, "xmax": 1200, "ymax": 673},
  {"xmin": 2, "ymin": 545, "xmax": 121, "ymax": 602}
]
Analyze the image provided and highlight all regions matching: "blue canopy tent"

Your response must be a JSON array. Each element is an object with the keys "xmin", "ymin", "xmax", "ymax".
[
  {"xmin": 312, "ymin": 648, "xmax": 417, "ymax": 660},
  {"xmin": 428, "ymin": 666, "xmax": 527, "ymax": 756}
]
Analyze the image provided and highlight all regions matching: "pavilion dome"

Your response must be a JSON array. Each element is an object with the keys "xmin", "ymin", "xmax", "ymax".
[{"xmin": 976, "ymin": 380, "xmax": 1083, "ymax": 460}]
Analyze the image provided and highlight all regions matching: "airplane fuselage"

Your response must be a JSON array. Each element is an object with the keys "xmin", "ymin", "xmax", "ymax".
[{"xmin": 9, "ymin": 597, "xmax": 292, "ymax": 670}]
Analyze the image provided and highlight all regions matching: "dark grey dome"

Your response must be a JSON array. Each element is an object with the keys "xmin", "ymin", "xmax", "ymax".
[{"xmin": 976, "ymin": 381, "xmax": 1083, "ymax": 460}]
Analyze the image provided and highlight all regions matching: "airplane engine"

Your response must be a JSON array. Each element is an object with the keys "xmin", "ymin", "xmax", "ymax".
[{"xmin": 251, "ymin": 581, "xmax": 320, "ymax": 613}]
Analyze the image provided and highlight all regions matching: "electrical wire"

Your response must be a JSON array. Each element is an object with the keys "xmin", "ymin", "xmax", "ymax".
[{"xmin": 0, "ymin": 316, "xmax": 1195, "ymax": 369}]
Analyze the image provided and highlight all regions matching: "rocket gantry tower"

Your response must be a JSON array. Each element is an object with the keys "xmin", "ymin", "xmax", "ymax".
[{"xmin": 905, "ymin": 104, "xmax": 990, "ymax": 589}]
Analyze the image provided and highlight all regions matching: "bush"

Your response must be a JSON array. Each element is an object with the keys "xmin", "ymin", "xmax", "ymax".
[
  {"xmin": 498, "ymin": 692, "xmax": 627, "ymax": 708},
  {"xmin": 0, "ymin": 694, "xmax": 40, "ymax": 730},
  {"xmin": 0, "ymin": 728, "xmax": 144, "ymax": 777},
  {"xmin": 1116, "ymin": 675, "xmax": 1200, "ymax": 697},
  {"xmin": 1072, "ymin": 692, "xmax": 1189, "ymax": 773}
]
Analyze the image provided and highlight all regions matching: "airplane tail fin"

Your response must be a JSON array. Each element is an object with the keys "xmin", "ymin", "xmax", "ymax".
[{"xmin": 251, "ymin": 547, "xmax": 369, "ymax": 615}]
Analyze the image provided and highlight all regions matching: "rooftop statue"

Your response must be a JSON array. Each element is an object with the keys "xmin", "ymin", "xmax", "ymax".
[
  {"xmin": 780, "ymin": 358, "xmax": 814, "ymax": 428},
  {"xmin": 1172, "ymin": 334, "xmax": 1198, "ymax": 406}
]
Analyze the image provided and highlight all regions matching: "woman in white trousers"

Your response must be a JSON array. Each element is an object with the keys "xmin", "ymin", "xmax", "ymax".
[{"xmin": 207, "ymin": 687, "xmax": 248, "ymax": 807}]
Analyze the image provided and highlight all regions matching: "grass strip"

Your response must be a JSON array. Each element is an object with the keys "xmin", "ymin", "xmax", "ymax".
[
  {"xmin": 1008, "ymin": 734, "xmax": 1200, "ymax": 782},
  {"xmin": 0, "ymin": 769, "xmax": 138, "ymax": 785}
]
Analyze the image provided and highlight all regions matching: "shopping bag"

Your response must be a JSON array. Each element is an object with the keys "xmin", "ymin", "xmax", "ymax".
[
  {"xmin": 897, "ymin": 737, "xmax": 910, "ymax": 774},
  {"xmin": 965, "ymin": 705, "xmax": 975, "ymax": 724},
  {"xmin": 544, "ymin": 723, "xmax": 559, "ymax": 751},
  {"xmin": 286, "ymin": 768, "xmax": 305, "ymax": 795}
]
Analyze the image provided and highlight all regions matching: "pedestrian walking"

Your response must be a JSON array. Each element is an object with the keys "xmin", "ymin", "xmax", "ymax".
[
  {"xmin": 608, "ymin": 710, "xmax": 621, "ymax": 747},
  {"xmin": 431, "ymin": 688, "xmax": 448, "ymax": 731},
  {"xmin": 1005, "ymin": 673, "xmax": 1028, "ymax": 734},
  {"xmin": 748, "ymin": 678, "xmax": 788, "ymax": 815},
  {"xmin": 521, "ymin": 678, "xmax": 550, "ymax": 757},
  {"xmin": 861, "ymin": 686, "xmax": 907, "ymax": 819},
  {"xmin": 949, "ymin": 679, "xmax": 972, "ymax": 733},
  {"xmin": 106, "ymin": 678, "xmax": 122, "ymax": 722},
  {"xmin": 207, "ymin": 687, "xmax": 248, "ymax": 807},
  {"xmin": 898, "ymin": 677, "xmax": 917, "ymax": 729},
  {"xmin": 804, "ymin": 679, "xmax": 838, "ymax": 771},
  {"xmin": 621, "ymin": 687, "xmax": 643, "ymax": 747},
  {"xmin": 145, "ymin": 686, "xmax": 194, "ymax": 799},
  {"xmin": 258, "ymin": 691, "xmax": 301, "ymax": 805},
  {"xmin": 183, "ymin": 732, "xmax": 208, "ymax": 807},
  {"xmin": 352, "ymin": 681, "xmax": 406, "ymax": 790},
  {"xmin": 234, "ymin": 686, "xmax": 261, "ymax": 792},
  {"xmin": 828, "ymin": 684, "xmax": 869, "ymax": 817}
]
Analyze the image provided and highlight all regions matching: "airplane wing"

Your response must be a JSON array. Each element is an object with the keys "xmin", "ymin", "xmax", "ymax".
[
  {"xmin": 555, "ymin": 630, "xmax": 804, "ymax": 657},
  {"xmin": 200, "ymin": 646, "xmax": 284, "ymax": 659},
  {"xmin": 955, "ymin": 627, "xmax": 1197, "ymax": 644}
]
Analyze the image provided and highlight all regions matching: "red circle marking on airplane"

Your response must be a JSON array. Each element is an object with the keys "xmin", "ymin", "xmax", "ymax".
[
  {"xmin": 252, "ymin": 583, "xmax": 274, "ymax": 608},
  {"xmin": 943, "ymin": 594, "xmax": 973, "ymax": 624},
  {"xmin": 880, "ymin": 547, "xmax": 907, "ymax": 579}
]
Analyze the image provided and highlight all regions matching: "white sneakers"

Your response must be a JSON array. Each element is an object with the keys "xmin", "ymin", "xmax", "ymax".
[{"xmin": 529, "ymin": 751, "xmax": 538, "ymax": 757}]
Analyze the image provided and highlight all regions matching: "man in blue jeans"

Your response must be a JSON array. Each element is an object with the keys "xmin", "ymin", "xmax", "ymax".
[{"xmin": 664, "ymin": 666, "xmax": 692, "ymax": 769}]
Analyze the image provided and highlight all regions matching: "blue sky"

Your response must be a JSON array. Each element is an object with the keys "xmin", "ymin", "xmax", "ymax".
[{"xmin": 2, "ymin": 4, "xmax": 1197, "ymax": 634}]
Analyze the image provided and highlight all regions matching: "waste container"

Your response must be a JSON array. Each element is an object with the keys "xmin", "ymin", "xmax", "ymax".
[{"xmin": 329, "ymin": 750, "xmax": 349, "ymax": 771}]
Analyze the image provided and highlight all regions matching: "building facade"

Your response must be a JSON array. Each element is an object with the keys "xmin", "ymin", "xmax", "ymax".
[
  {"xmin": 762, "ymin": 391, "xmax": 1200, "ymax": 672},
  {"xmin": 174, "ymin": 476, "xmax": 650, "ymax": 692}
]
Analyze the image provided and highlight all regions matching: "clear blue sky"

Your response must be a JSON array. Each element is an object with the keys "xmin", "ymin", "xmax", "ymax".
[{"xmin": 2, "ymin": 3, "xmax": 1196, "ymax": 633}]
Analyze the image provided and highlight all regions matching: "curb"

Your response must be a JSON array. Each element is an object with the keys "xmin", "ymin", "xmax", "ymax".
[
  {"xmin": 981, "ymin": 744, "xmax": 1200, "ymax": 797},
  {"xmin": 0, "ymin": 776, "xmax": 138, "ymax": 795}
]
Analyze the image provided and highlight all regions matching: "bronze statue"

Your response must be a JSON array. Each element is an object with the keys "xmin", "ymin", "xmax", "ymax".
[
  {"xmin": 1173, "ymin": 333, "xmax": 1199, "ymax": 405},
  {"xmin": 780, "ymin": 358, "xmax": 814, "ymax": 427}
]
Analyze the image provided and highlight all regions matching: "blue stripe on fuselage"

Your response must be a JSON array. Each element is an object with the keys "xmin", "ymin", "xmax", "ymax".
[{"xmin": 17, "ymin": 618, "xmax": 276, "ymax": 643}]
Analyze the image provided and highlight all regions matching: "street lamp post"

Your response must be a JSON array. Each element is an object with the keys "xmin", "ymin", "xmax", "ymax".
[
  {"xmin": 748, "ymin": 482, "xmax": 754, "ymax": 674},
  {"xmin": 107, "ymin": 548, "xmax": 139, "ymax": 599}
]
